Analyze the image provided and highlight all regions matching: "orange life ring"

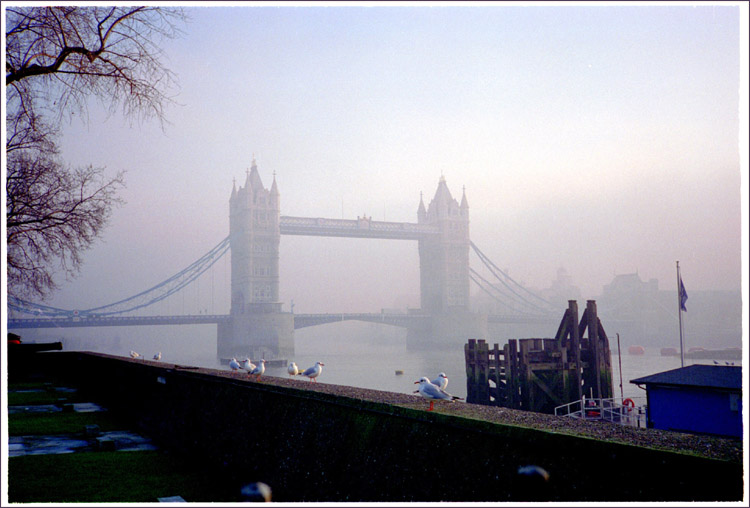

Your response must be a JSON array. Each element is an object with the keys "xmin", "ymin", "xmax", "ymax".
[{"xmin": 623, "ymin": 398, "xmax": 635, "ymax": 411}]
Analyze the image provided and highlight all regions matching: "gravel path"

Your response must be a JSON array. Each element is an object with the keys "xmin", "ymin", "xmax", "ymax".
[{"xmin": 169, "ymin": 362, "xmax": 742, "ymax": 464}]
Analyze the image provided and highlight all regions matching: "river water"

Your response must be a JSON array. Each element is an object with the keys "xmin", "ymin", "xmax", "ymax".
[{"xmin": 62, "ymin": 320, "xmax": 740, "ymax": 405}]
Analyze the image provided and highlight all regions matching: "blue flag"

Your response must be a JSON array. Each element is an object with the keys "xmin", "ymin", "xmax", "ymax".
[{"xmin": 679, "ymin": 277, "xmax": 688, "ymax": 312}]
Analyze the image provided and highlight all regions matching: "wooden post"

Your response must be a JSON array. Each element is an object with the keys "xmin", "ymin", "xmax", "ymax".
[
  {"xmin": 587, "ymin": 300, "xmax": 602, "ymax": 399},
  {"xmin": 476, "ymin": 339, "xmax": 490, "ymax": 403},
  {"xmin": 464, "ymin": 339, "xmax": 478, "ymax": 403},
  {"xmin": 569, "ymin": 300, "xmax": 582, "ymax": 402},
  {"xmin": 490, "ymin": 343, "xmax": 502, "ymax": 405},
  {"xmin": 519, "ymin": 339, "xmax": 531, "ymax": 411},
  {"xmin": 505, "ymin": 340, "xmax": 517, "ymax": 409}
]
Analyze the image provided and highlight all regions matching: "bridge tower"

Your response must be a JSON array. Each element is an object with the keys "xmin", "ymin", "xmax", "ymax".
[
  {"xmin": 411, "ymin": 177, "xmax": 487, "ymax": 348},
  {"xmin": 418, "ymin": 176, "xmax": 471, "ymax": 312},
  {"xmin": 217, "ymin": 158, "xmax": 294, "ymax": 360}
]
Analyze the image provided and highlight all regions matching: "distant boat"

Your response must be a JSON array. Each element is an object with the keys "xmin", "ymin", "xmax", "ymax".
[
  {"xmin": 660, "ymin": 347, "xmax": 678, "ymax": 357},
  {"xmin": 628, "ymin": 345, "xmax": 646, "ymax": 355}
]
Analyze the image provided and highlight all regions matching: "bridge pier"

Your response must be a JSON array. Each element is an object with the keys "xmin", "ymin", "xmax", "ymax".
[
  {"xmin": 406, "ymin": 310, "xmax": 488, "ymax": 350},
  {"xmin": 217, "ymin": 311, "xmax": 295, "ymax": 361}
]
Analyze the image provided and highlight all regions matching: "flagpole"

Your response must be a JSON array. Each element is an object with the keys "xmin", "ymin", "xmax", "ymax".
[{"xmin": 677, "ymin": 261, "xmax": 685, "ymax": 368}]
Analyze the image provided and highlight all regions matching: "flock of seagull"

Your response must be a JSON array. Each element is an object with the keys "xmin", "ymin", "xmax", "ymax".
[
  {"xmin": 130, "ymin": 350, "xmax": 160, "ymax": 361},
  {"xmin": 228, "ymin": 358, "xmax": 326, "ymax": 383},
  {"xmin": 129, "ymin": 349, "xmax": 461, "ymax": 411},
  {"xmin": 414, "ymin": 372, "xmax": 463, "ymax": 411}
]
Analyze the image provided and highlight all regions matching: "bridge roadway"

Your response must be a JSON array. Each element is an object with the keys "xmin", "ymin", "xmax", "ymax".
[{"xmin": 7, "ymin": 312, "xmax": 559, "ymax": 330}]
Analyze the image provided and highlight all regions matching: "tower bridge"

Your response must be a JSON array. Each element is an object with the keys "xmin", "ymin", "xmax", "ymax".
[
  {"xmin": 8, "ymin": 159, "xmax": 559, "ymax": 359},
  {"xmin": 220, "ymin": 158, "xmax": 479, "ymax": 358}
]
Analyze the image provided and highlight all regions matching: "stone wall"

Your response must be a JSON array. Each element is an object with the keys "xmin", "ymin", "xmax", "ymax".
[{"xmin": 36, "ymin": 352, "xmax": 742, "ymax": 503}]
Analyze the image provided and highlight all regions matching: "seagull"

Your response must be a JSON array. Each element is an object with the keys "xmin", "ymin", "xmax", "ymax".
[
  {"xmin": 130, "ymin": 350, "xmax": 142, "ymax": 359},
  {"xmin": 287, "ymin": 361, "xmax": 300, "ymax": 377},
  {"xmin": 414, "ymin": 376, "xmax": 462, "ymax": 411},
  {"xmin": 300, "ymin": 361, "xmax": 324, "ymax": 382},
  {"xmin": 431, "ymin": 372, "xmax": 449, "ymax": 390},
  {"xmin": 229, "ymin": 357, "xmax": 241, "ymax": 375},
  {"xmin": 250, "ymin": 359, "xmax": 266, "ymax": 381},
  {"xmin": 153, "ymin": 352, "xmax": 161, "ymax": 361},
  {"xmin": 241, "ymin": 358, "xmax": 256, "ymax": 375}
]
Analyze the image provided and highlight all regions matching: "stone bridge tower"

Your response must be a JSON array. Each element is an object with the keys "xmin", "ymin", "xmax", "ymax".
[
  {"xmin": 411, "ymin": 176, "xmax": 486, "ymax": 348},
  {"xmin": 217, "ymin": 158, "xmax": 294, "ymax": 360},
  {"xmin": 418, "ymin": 175, "xmax": 471, "ymax": 313}
]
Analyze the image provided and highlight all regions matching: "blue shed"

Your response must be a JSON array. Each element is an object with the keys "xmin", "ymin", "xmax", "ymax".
[{"xmin": 631, "ymin": 365, "xmax": 742, "ymax": 438}]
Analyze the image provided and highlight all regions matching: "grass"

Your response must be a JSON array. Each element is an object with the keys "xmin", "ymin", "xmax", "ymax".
[
  {"xmin": 8, "ymin": 450, "xmax": 240, "ymax": 503},
  {"xmin": 7, "ymin": 381, "xmax": 85, "ymax": 406},
  {"xmin": 8, "ymin": 409, "xmax": 125, "ymax": 436},
  {"xmin": 7, "ymin": 379, "xmax": 243, "ymax": 503},
  {"xmin": 8, "ymin": 390, "xmax": 79, "ymax": 407}
]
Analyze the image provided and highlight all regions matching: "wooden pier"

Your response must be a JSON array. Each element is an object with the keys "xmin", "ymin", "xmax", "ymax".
[{"xmin": 465, "ymin": 300, "xmax": 613, "ymax": 414}]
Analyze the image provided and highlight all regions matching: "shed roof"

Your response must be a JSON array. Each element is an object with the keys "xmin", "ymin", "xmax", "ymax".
[{"xmin": 630, "ymin": 364, "xmax": 741, "ymax": 390}]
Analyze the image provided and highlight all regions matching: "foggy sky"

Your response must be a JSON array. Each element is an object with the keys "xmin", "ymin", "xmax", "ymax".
[{"xmin": 13, "ymin": 3, "xmax": 745, "ymax": 316}]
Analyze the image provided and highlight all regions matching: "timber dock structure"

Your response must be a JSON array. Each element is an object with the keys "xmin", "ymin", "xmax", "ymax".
[{"xmin": 465, "ymin": 300, "xmax": 613, "ymax": 413}]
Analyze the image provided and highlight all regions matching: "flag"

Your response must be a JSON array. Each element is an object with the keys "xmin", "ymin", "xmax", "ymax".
[{"xmin": 679, "ymin": 276, "xmax": 688, "ymax": 312}]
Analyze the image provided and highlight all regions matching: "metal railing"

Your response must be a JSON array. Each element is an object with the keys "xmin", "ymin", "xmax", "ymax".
[{"xmin": 555, "ymin": 396, "xmax": 647, "ymax": 428}]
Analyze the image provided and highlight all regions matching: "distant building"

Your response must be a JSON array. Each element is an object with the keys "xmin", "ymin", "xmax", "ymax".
[
  {"xmin": 631, "ymin": 365, "xmax": 742, "ymax": 438},
  {"xmin": 596, "ymin": 272, "xmax": 742, "ymax": 349},
  {"xmin": 539, "ymin": 267, "xmax": 581, "ymax": 308}
]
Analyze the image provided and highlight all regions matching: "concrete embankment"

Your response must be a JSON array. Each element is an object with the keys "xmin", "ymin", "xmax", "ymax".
[{"xmin": 30, "ymin": 351, "xmax": 743, "ymax": 502}]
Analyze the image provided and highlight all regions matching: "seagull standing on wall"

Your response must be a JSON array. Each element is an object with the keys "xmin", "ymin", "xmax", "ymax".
[
  {"xmin": 241, "ymin": 358, "xmax": 256, "ymax": 376},
  {"xmin": 250, "ymin": 359, "xmax": 266, "ymax": 381},
  {"xmin": 432, "ymin": 372, "xmax": 449, "ymax": 390},
  {"xmin": 301, "ymin": 362, "xmax": 324, "ymax": 382},
  {"xmin": 414, "ymin": 377, "xmax": 462, "ymax": 411},
  {"xmin": 229, "ymin": 358, "xmax": 241, "ymax": 376},
  {"xmin": 287, "ymin": 362, "xmax": 300, "ymax": 377},
  {"xmin": 153, "ymin": 352, "xmax": 161, "ymax": 361},
  {"xmin": 130, "ymin": 350, "xmax": 142, "ymax": 359}
]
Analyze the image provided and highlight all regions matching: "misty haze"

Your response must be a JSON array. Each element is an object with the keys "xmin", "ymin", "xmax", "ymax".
[{"xmin": 6, "ymin": 3, "xmax": 744, "ymax": 407}]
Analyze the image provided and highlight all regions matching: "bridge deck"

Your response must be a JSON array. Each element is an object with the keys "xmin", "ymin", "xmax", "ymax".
[{"xmin": 8, "ymin": 312, "xmax": 559, "ymax": 330}]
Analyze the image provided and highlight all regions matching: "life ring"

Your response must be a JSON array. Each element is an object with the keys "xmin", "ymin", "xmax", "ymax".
[{"xmin": 623, "ymin": 398, "xmax": 635, "ymax": 412}]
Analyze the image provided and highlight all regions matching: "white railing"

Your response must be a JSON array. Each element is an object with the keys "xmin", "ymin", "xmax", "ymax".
[{"xmin": 554, "ymin": 396, "xmax": 647, "ymax": 428}]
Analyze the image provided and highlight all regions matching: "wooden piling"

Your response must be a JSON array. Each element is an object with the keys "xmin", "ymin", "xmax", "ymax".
[{"xmin": 464, "ymin": 300, "xmax": 614, "ymax": 414}]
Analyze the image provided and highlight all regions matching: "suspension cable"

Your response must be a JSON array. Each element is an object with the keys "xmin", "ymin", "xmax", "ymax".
[{"xmin": 9, "ymin": 236, "xmax": 230, "ymax": 317}]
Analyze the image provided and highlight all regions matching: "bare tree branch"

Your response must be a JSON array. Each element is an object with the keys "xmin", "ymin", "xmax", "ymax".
[{"xmin": 6, "ymin": 6, "xmax": 185, "ymax": 300}]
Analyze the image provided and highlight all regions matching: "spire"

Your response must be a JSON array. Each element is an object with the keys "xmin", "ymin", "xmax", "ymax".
[
  {"xmin": 460, "ymin": 185, "xmax": 469, "ymax": 209},
  {"xmin": 230, "ymin": 176, "xmax": 237, "ymax": 200},
  {"xmin": 270, "ymin": 170, "xmax": 279, "ymax": 209},
  {"xmin": 417, "ymin": 191, "xmax": 427, "ymax": 220},
  {"xmin": 247, "ymin": 157, "xmax": 264, "ymax": 191},
  {"xmin": 432, "ymin": 175, "xmax": 454, "ymax": 206},
  {"xmin": 270, "ymin": 171, "xmax": 279, "ymax": 196}
]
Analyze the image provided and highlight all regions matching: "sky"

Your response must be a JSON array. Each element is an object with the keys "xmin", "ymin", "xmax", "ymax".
[{"xmin": 6, "ymin": 1, "xmax": 747, "ymax": 316}]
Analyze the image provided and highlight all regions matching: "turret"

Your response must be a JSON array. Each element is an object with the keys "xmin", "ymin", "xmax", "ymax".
[
  {"xmin": 270, "ymin": 171, "xmax": 279, "ymax": 210},
  {"xmin": 417, "ymin": 191, "xmax": 427, "ymax": 222}
]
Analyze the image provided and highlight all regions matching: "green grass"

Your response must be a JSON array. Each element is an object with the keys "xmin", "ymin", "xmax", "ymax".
[
  {"xmin": 8, "ymin": 410, "xmax": 124, "ymax": 436},
  {"xmin": 8, "ymin": 450, "xmax": 239, "ymax": 503},
  {"xmin": 8, "ymin": 380, "xmax": 85, "ymax": 406},
  {"xmin": 7, "ymin": 389, "xmax": 80, "ymax": 406}
]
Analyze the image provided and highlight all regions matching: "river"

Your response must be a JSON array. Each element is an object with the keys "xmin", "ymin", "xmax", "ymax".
[{"xmin": 58, "ymin": 320, "xmax": 740, "ymax": 405}]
